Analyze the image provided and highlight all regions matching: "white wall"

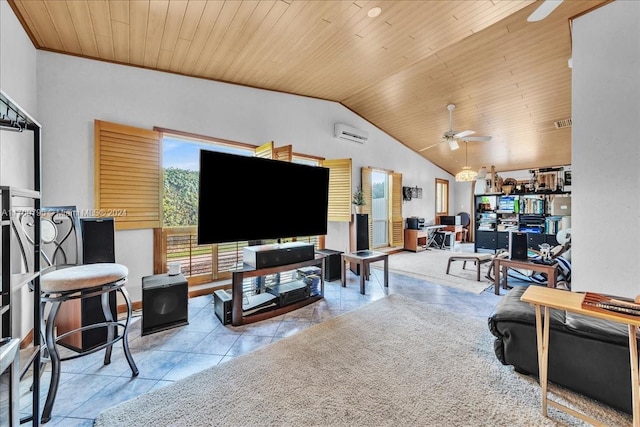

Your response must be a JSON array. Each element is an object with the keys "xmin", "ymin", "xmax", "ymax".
[
  {"xmin": 571, "ymin": 0, "xmax": 640, "ymax": 297},
  {"xmin": 0, "ymin": 0, "xmax": 39, "ymax": 338},
  {"xmin": 36, "ymin": 52, "xmax": 452, "ymax": 302}
]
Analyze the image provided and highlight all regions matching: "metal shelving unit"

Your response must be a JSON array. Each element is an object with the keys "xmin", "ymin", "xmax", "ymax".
[{"xmin": 0, "ymin": 90, "xmax": 42, "ymax": 426}]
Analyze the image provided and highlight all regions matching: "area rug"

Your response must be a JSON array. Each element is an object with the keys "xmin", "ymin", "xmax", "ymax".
[
  {"xmin": 371, "ymin": 249, "xmax": 493, "ymax": 294},
  {"xmin": 94, "ymin": 294, "xmax": 630, "ymax": 427}
]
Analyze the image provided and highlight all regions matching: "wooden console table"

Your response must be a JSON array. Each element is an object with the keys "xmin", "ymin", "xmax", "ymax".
[
  {"xmin": 521, "ymin": 286, "xmax": 640, "ymax": 426},
  {"xmin": 493, "ymin": 258, "xmax": 558, "ymax": 295}
]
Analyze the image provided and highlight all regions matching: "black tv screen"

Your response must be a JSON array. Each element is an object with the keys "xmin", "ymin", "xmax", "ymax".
[{"xmin": 197, "ymin": 150, "xmax": 330, "ymax": 245}]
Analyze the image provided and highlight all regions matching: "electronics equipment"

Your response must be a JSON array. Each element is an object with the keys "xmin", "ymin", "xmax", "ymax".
[
  {"xmin": 243, "ymin": 242, "xmax": 315, "ymax": 269},
  {"xmin": 197, "ymin": 150, "xmax": 330, "ymax": 245},
  {"xmin": 297, "ymin": 266, "xmax": 322, "ymax": 296},
  {"xmin": 57, "ymin": 217, "xmax": 117, "ymax": 351},
  {"xmin": 406, "ymin": 217, "xmax": 425, "ymax": 230},
  {"xmin": 142, "ymin": 274, "xmax": 189, "ymax": 336},
  {"xmin": 509, "ymin": 231, "xmax": 529, "ymax": 261},
  {"xmin": 439, "ymin": 215, "xmax": 461, "ymax": 226},
  {"xmin": 334, "ymin": 123, "xmax": 369, "ymax": 143},
  {"xmin": 266, "ymin": 280, "xmax": 310, "ymax": 306},
  {"xmin": 315, "ymin": 249, "xmax": 342, "ymax": 281},
  {"xmin": 213, "ymin": 289, "xmax": 232, "ymax": 325},
  {"xmin": 550, "ymin": 196, "xmax": 572, "ymax": 216}
]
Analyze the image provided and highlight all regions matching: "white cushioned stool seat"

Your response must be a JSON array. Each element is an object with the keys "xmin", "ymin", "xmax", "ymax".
[{"xmin": 42, "ymin": 263, "xmax": 128, "ymax": 293}]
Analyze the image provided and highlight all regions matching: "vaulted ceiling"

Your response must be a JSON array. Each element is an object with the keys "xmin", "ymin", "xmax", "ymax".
[{"xmin": 8, "ymin": 0, "xmax": 607, "ymax": 175}]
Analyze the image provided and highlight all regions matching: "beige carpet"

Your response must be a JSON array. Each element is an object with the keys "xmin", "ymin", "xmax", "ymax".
[
  {"xmin": 371, "ymin": 249, "xmax": 493, "ymax": 294},
  {"xmin": 94, "ymin": 294, "xmax": 631, "ymax": 427}
]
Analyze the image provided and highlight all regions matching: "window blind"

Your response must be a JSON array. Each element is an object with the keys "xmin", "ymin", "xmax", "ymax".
[{"xmin": 94, "ymin": 120, "xmax": 162, "ymax": 230}]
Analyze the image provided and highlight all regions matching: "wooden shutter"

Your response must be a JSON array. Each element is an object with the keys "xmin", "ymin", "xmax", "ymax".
[
  {"xmin": 322, "ymin": 158, "xmax": 351, "ymax": 222},
  {"xmin": 273, "ymin": 145, "xmax": 292, "ymax": 161},
  {"xmin": 361, "ymin": 167, "xmax": 373, "ymax": 249},
  {"xmin": 390, "ymin": 172, "xmax": 404, "ymax": 247},
  {"xmin": 94, "ymin": 120, "xmax": 162, "ymax": 230},
  {"xmin": 255, "ymin": 141, "xmax": 274, "ymax": 158}
]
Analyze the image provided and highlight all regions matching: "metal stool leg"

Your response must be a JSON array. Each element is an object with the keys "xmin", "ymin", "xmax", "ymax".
[
  {"xmin": 120, "ymin": 286, "xmax": 139, "ymax": 376},
  {"xmin": 101, "ymin": 291, "xmax": 114, "ymax": 365},
  {"xmin": 41, "ymin": 301, "xmax": 62, "ymax": 424}
]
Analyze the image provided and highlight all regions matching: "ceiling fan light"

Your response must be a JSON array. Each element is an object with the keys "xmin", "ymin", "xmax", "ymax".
[
  {"xmin": 448, "ymin": 140, "xmax": 460, "ymax": 150},
  {"xmin": 455, "ymin": 166, "xmax": 478, "ymax": 182}
]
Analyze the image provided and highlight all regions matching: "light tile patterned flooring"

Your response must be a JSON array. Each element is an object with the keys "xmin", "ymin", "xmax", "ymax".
[{"xmin": 6, "ymin": 248, "xmax": 515, "ymax": 426}]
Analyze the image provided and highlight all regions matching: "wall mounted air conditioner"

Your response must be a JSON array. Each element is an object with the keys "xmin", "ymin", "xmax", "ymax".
[{"xmin": 334, "ymin": 123, "xmax": 368, "ymax": 144}]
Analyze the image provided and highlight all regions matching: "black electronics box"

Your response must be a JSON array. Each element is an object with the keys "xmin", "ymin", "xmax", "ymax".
[
  {"xmin": 406, "ymin": 217, "xmax": 425, "ymax": 230},
  {"xmin": 509, "ymin": 231, "xmax": 529, "ymax": 261},
  {"xmin": 243, "ymin": 242, "xmax": 315, "ymax": 269},
  {"xmin": 142, "ymin": 273, "xmax": 189, "ymax": 336},
  {"xmin": 315, "ymin": 249, "xmax": 343, "ymax": 281},
  {"xmin": 440, "ymin": 215, "xmax": 461, "ymax": 225},
  {"xmin": 213, "ymin": 289, "xmax": 232, "ymax": 325},
  {"xmin": 266, "ymin": 280, "xmax": 310, "ymax": 306}
]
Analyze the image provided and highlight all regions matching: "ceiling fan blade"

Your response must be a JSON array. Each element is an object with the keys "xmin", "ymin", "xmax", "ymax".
[
  {"xmin": 527, "ymin": 0, "xmax": 563, "ymax": 22},
  {"xmin": 462, "ymin": 136, "xmax": 492, "ymax": 142},
  {"xmin": 453, "ymin": 130, "xmax": 474, "ymax": 139},
  {"xmin": 418, "ymin": 141, "xmax": 444, "ymax": 152},
  {"xmin": 448, "ymin": 140, "xmax": 460, "ymax": 150}
]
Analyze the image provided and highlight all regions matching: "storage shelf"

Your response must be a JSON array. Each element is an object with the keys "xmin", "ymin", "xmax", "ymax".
[{"xmin": 231, "ymin": 255, "xmax": 325, "ymax": 326}]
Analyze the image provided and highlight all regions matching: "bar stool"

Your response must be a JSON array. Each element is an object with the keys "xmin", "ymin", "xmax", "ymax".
[{"xmin": 40, "ymin": 263, "xmax": 139, "ymax": 423}]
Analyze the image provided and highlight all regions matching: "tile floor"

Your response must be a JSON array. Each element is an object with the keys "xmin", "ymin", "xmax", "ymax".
[{"xmin": 5, "ymin": 249, "xmax": 522, "ymax": 426}]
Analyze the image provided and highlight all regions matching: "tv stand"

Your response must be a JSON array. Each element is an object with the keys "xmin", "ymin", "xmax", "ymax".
[{"xmin": 232, "ymin": 256, "xmax": 325, "ymax": 326}]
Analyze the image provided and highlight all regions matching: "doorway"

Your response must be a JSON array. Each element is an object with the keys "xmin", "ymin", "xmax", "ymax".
[{"xmin": 371, "ymin": 170, "xmax": 389, "ymax": 248}]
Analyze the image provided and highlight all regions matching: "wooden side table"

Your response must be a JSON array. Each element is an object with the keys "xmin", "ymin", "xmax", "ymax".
[
  {"xmin": 493, "ymin": 258, "xmax": 558, "ymax": 295},
  {"xmin": 341, "ymin": 250, "xmax": 389, "ymax": 294},
  {"xmin": 521, "ymin": 286, "xmax": 640, "ymax": 426}
]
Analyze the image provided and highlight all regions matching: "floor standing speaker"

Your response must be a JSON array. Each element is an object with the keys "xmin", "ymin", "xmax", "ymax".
[
  {"xmin": 349, "ymin": 214, "xmax": 369, "ymax": 274},
  {"xmin": 509, "ymin": 231, "xmax": 529, "ymax": 261},
  {"xmin": 57, "ymin": 218, "xmax": 118, "ymax": 352}
]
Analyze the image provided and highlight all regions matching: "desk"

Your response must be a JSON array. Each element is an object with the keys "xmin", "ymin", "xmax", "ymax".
[
  {"xmin": 521, "ymin": 286, "xmax": 640, "ymax": 426},
  {"xmin": 341, "ymin": 250, "xmax": 389, "ymax": 294},
  {"xmin": 493, "ymin": 258, "xmax": 558, "ymax": 295}
]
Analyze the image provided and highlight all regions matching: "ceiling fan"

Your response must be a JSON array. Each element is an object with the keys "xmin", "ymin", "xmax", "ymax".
[
  {"xmin": 528, "ymin": 0, "xmax": 563, "ymax": 22},
  {"xmin": 419, "ymin": 104, "xmax": 491, "ymax": 152}
]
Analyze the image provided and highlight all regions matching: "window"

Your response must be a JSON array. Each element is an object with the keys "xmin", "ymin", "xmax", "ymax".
[{"xmin": 436, "ymin": 178, "xmax": 449, "ymax": 217}]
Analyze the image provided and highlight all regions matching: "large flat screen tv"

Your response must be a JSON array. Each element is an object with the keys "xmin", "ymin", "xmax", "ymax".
[{"xmin": 197, "ymin": 150, "xmax": 330, "ymax": 245}]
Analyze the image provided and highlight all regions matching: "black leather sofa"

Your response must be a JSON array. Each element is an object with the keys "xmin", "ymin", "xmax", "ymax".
[{"xmin": 488, "ymin": 285, "xmax": 636, "ymax": 414}]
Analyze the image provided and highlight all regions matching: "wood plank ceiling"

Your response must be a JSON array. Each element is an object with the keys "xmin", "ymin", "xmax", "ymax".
[{"xmin": 8, "ymin": 0, "xmax": 606, "ymax": 175}]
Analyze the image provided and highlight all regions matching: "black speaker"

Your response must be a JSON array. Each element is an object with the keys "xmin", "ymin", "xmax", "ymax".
[
  {"xmin": 509, "ymin": 231, "xmax": 529, "ymax": 261},
  {"xmin": 213, "ymin": 290, "xmax": 232, "ymax": 325},
  {"xmin": 58, "ymin": 218, "xmax": 118, "ymax": 351},
  {"xmin": 142, "ymin": 273, "xmax": 189, "ymax": 335},
  {"xmin": 316, "ymin": 249, "xmax": 343, "ymax": 281},
  {"xmin": 350, "ymin": 214, "xmax": 369, "ymax": 274}
]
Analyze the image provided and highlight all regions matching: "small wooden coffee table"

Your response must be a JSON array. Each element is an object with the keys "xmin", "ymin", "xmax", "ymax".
[{"xmin": 341, "ymin": 250, "xmax": 389, "ymax": 294}]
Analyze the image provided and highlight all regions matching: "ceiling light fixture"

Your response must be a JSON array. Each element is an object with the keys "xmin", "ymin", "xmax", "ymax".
[
  {"xmin": 367, "ymin": 7, "xmax": 382, "ymax": 18},
  {"xmin": 455, "ymin": 142, "xmax": 478, "ymax": 182}
]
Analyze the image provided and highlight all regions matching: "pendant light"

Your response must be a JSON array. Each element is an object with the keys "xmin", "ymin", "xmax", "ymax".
[{"xmin": 455, "ymin": 142, "xmax": 478, "ymax": 182}]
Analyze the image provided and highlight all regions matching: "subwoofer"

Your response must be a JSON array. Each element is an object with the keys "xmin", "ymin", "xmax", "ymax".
[
  {"xmin": 57, "ymin": 218, "xmax": 118, "ymax": 352},
  {"xmin": 509, "ymin": 231, "xmax": 529, "ymax": 261},
  {"xmin": 142, "ymin": 274, "xmax": 189, "ymax": 335}
]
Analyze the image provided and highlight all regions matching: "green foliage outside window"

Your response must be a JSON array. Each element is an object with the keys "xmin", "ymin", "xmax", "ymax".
[{"xmin": 163, "ymin": 167, "xmax": 199, "ymax": 227}]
